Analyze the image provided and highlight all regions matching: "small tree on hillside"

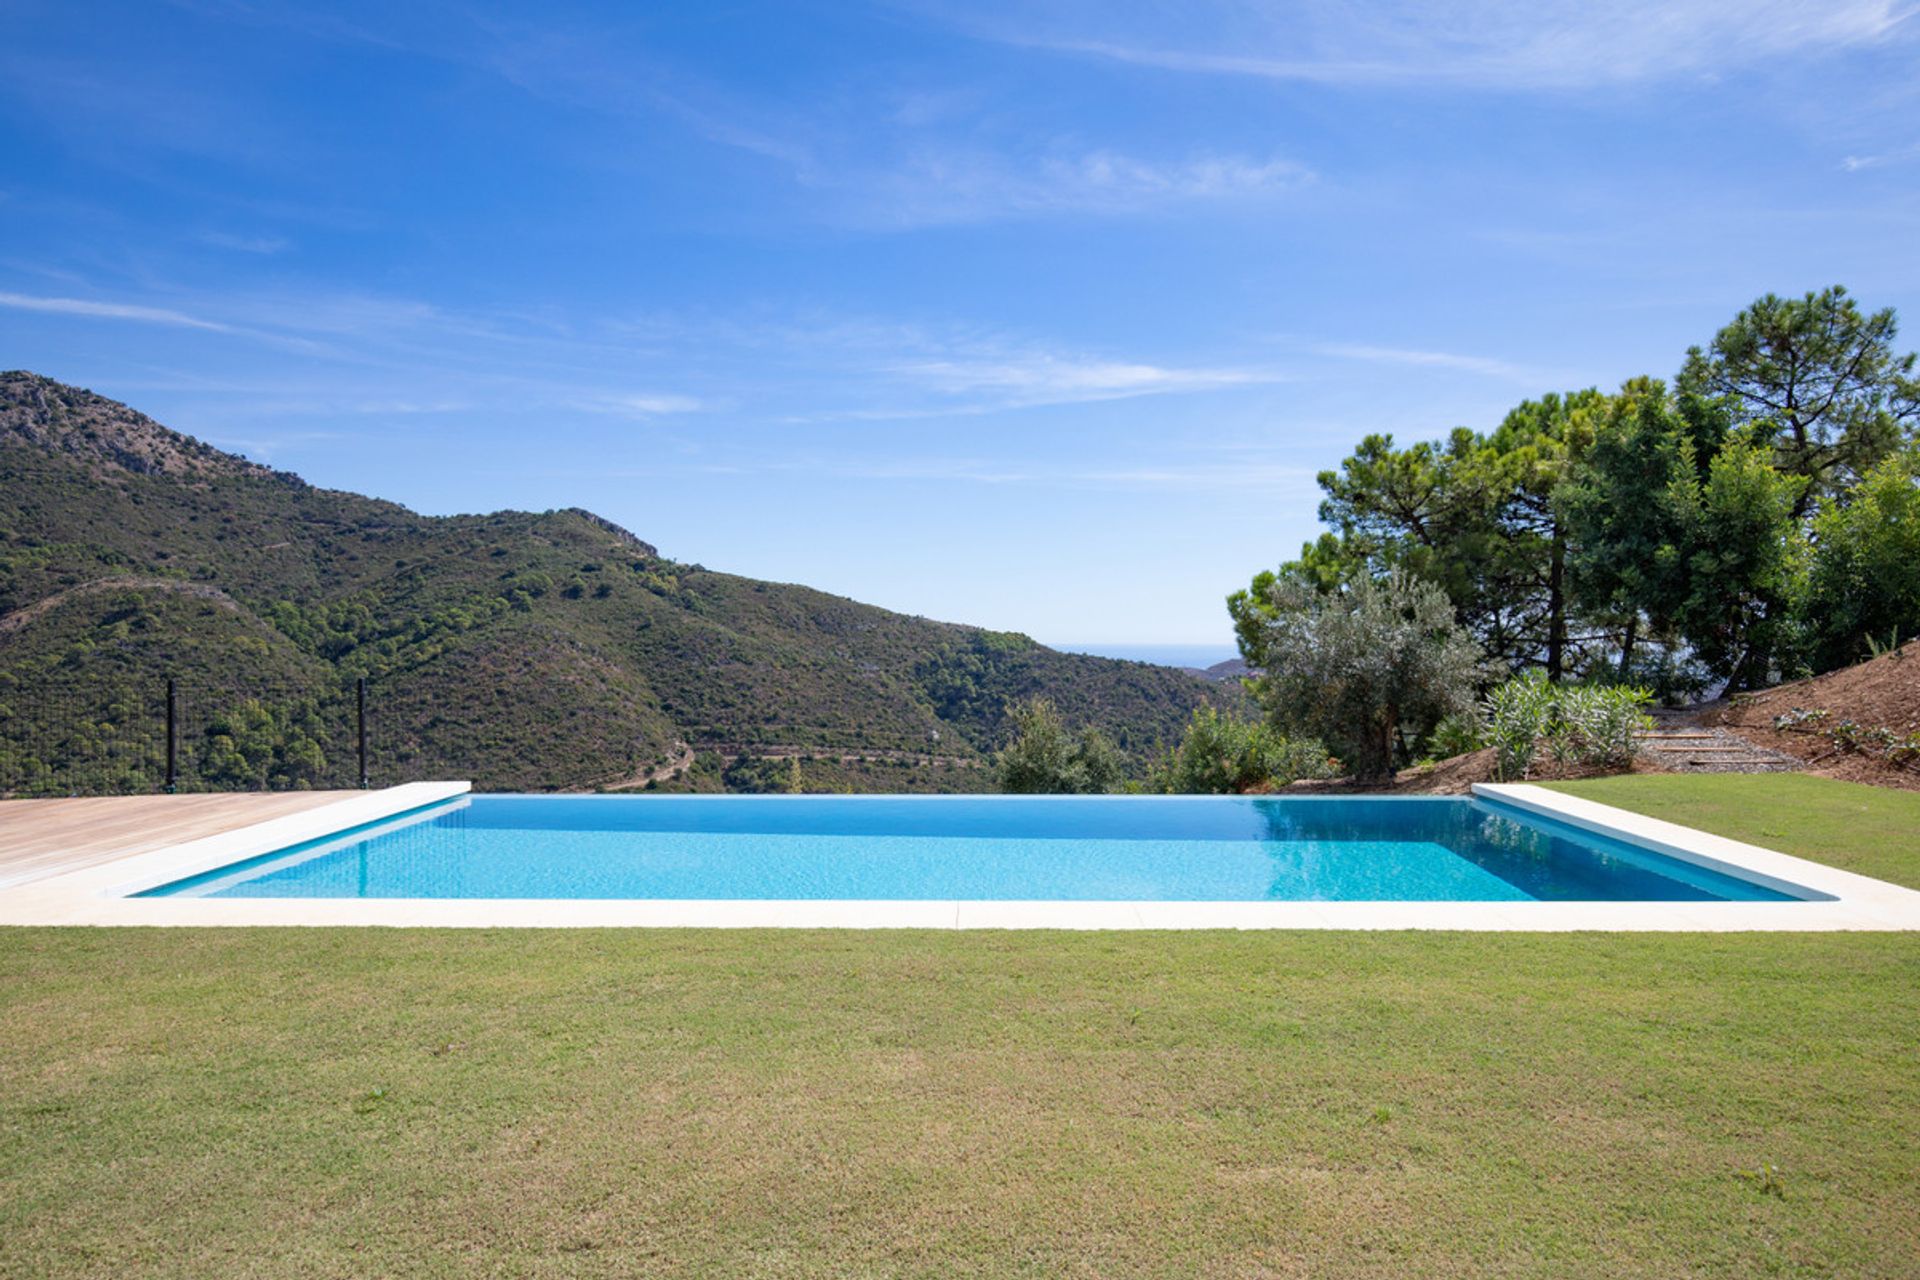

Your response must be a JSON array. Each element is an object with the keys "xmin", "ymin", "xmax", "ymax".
[
  {"xmin": 1668, "ymin": 441, "xmax": 1807, "ymax": 691},
  {"xmin": 1149, "ymin": 707, "xmax": 1333, "ymax": 794},
  {"xmin": 1229, "ymin": 570, "xmax": 1480, "ymax": 782},
  {"xmin": 1557, "ymin": 379, "xmax": 1722, "ymax": 673},
  {"xmin": 995, "ymin": 698, "xmax": 1125, "ymax": 794},
  {"xmin": 1803, "ymin": 447, "xmax": 1920, "ymax": 668}
]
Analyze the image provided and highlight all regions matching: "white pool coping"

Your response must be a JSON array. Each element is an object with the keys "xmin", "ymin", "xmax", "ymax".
[{"xmin": 1, "ymin": 781, "xmax": 1918, "ymax": 930}]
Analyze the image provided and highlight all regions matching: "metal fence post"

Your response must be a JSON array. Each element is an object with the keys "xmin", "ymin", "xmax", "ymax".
[
  {"xmin": 164, "ymin": 678, "xmax": 178, "ymax": 793},
  {"xmin": 357, "ymin": 677, "xmax": 369, "ymax": 789}
]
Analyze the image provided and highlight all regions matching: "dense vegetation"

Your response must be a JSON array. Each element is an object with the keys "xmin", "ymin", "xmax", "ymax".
[
  {"xmin": 993, "ymin": 698, "xmax": 1127, "ymax": 795},
  {"xmin": 1231, "ymin": 285, "xmax": 1920, "ymax": 777},
  {"xmin": 1144, "ymin": 706, "xmax": 1333, "ymax": 794},
  {"xmin": 0, "ymin": 372, "xmax": 1236, "ymax": 794}
]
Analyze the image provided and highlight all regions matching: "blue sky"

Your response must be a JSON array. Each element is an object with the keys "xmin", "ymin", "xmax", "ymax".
[{"xmin": 2, "ymin": 1, "xmax": 1917, "ymax": 647}]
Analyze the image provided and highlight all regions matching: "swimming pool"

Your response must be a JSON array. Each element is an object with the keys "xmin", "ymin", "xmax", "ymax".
[{"xmin": 141, "ymin": 794, "xmax": 1803, "ymax": 903}]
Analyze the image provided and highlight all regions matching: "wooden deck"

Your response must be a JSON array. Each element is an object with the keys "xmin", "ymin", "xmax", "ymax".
[{"xmin": 0, "ymin": 791, "xmax": 359, "ymax": 890}]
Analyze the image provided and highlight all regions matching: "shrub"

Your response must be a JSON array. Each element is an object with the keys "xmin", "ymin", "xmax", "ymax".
[
  {"xmin": 1149, "ymin": 707, "xmax": 1334, "ymax": 794},
  {"xmin": 995, "ymin": 698, "xmax": 1126, "ymax": 794},
  {"xmin": 1484, "ymin": 673, "xmax": 1557, "ymax": 781},
  {"xmin": 1423, "ymin": 712, "xmax": 1487, "ymax": 762},
  {"xmin": 1803, "ymin": 449, "xmax": 1920, "ymax": 670},
  {"xmin": 1483, "ymin": 673, "xmax": 1653, "ymax": 781}
]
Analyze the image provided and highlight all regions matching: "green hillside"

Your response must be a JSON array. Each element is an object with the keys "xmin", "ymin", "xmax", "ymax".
[{"xmin": 0, "ymin": 372, "xmax": 1238, "ymax": 793}]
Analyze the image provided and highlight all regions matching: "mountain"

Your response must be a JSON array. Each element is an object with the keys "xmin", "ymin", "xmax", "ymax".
[{"xmin": 0, "ymin": 372, "xmax": 1240, "ymax": 794}]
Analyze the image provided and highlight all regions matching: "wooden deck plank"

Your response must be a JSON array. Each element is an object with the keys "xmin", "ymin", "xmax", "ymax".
[{"xmin": 0, "ymin": 792, "xmax": 359, "ymax": 889}]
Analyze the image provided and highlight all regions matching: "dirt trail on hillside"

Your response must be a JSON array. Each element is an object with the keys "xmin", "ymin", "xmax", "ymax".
[
  {"xmin": 0, "ymin": 577, "xmax": 243, "ymax": 634},
  {"xmin": 581, "ymin": 741, "xmax": 697, "ymax": 793}
]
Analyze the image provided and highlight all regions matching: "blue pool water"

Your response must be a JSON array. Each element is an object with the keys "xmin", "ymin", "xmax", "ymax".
[{"xmin": 141, "ymin": 795, "xmax": 1801, "ymax": 903}]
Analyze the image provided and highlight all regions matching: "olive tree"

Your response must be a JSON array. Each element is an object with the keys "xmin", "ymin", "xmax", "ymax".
[{"xmin": 1229, "ymin": 569, "xmax": 1481, "ymax": 782}]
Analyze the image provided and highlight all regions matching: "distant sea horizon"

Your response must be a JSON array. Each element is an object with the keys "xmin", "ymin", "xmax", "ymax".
[{"xmin": 1049, "ymin": 642, "xmax": 1241, "ymax": 670}]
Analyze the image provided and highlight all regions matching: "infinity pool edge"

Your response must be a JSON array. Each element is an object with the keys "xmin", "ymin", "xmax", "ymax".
[{"xmin": 4, "ymin": 781, "xmax": 1919, "ymax": 930}]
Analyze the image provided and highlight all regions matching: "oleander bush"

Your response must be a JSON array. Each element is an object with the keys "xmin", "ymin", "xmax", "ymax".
[{"xmin": 1483, "ymin": 673, "xmax": 1654, "ymax": 781}]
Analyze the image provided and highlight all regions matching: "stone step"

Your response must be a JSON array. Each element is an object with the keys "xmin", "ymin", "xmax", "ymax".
[
  {"xmin": 1642, "ymin": 748, "xmax": 1779, "ymax": 759},
  {"xmin": 1639, "ymin": 741, "xmax": 1760, "ymax": 751},
  {"xmin": 1627, "ymin": 725, "xmax": 1804, "ymax": 774}
]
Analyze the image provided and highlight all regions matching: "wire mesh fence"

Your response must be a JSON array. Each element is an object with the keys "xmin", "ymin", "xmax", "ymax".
[{"xmin": 0, "ymin": 677, "xmax": 374, "ymax": 798}]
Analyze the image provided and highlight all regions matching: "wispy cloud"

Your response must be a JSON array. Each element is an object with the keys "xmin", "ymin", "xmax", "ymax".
[
  {"xmin": 0, "ymin": 272, "xmax": 1270, "ymax": 429},
  {"xmin": 938, "ymin": 0, "xmax": 1910, "ymax": 90},
  {"xmin": 892, "ymin": 350, "xmax": 1279, "ymax": 404},
  {"xmin": 674, "ymin": 455, "xmax": 1315, "ymax": 491},
  {"xmin": 1314, "ymin": 342, "xmax": 1547, "ymax": 384},
  {"xmin": 573, "ymin": 392, "xmax": 710, "ymax": 418},
  {"xmin": 200, "ymin": 5, "xmax": 1311, "ymax": 227},
  {"xmin": 1842, "ymin": 141, "xmax": 1920, "ymax": 171},
  {"xmin": 200, "ymin": 231, "xmax": 289, "ymax": 255},
  {"xmin": 0, "ymin": 290, "xmax": 233, "ymax": 332},
  {"xmin": 492, "ymin": 30, "xmax": 1315, "ymax": 227},
  {"xmin": 197, "ymin": 428, "xmax": 347, "ymax": 463},
  {"xmin": 858, "ymin": 148, "xmax": 1313, "ymax": 227}
]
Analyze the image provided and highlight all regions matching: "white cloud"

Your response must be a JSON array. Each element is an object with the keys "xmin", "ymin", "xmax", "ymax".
[
  {"xmin": 0, "ymin": 290, "xmax": 233, "ymax": 332},
  {"xmin": 862, "ymin": 148, "xmax": 1313, "ymax": 225},
  {"xmin": 1315, "ymin": 342, "xmax": 1545, "ymax": 383},
  {"xmin": 198, "ymin": 429, "xmax": 346, "ymax": 462},
  {"xmin": 941, "ymin": 0, "xmax": 1910, "ymax": 90},
  {"xmin": 350, "ymin": 399, "xmax": 470, "ymax": 415},
  {"xmin": 200, "ymin": 231, "xmax": 290, "ymax": 255},
  {"xmin": 894, "ymin": 352, "xmax": 1277, "ymax": 402},
  {"xmin": 695, "ymin": 314, "xmax": 1288, "ymax": 415},
  {"xmin": 1841, "ymin": 141, "xmax": 1920, "ymax": 171},
  {"xmin": 0, "ymin": 277, "xmax": 1265, "ymax": 428},
  {"xmin": 573, "ymin": 392, "xmax": 709, "ymax": 418},
  {"xmin": 688, "ymin": 455, "xmax": 1315, "ymax": 490}
]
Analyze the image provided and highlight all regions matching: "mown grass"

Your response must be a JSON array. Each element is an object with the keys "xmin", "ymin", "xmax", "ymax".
[
  {"xmin": 1546, "ymin": 771, "xmax": 1920, "ymax": 889},
  {"xmin": 2, "ymin": 775, "xmax": 1917, "ymax": 1277}
]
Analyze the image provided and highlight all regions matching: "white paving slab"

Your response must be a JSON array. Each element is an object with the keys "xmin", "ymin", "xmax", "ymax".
[{"xmin": 3, "ymin": 781, "xmax": 1919, "ymax": 930}]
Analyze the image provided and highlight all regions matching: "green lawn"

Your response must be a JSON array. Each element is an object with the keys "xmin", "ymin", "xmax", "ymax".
[
  {"xmin": 2, "ymin": 776, "xmax": 1918, "ymax": 1277},
  {"xmin": 1545, "ymin": 772, "xmax": 1920, "ymax": 889}
]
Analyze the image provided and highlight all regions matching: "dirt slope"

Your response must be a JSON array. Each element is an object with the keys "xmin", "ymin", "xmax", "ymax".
[{"xmin": 1707, "ymin": 640, "xmax": 1920, "ymax": 791}]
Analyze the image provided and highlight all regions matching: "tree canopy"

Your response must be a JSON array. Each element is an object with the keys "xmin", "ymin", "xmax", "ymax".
[
  {"xmin": 1678, "ymin": 285, "xmax": 1920, "ymax": 513},
  {"xmin": 1236, "ymin": 285, "xmax": 1920, "ymax": 758}
]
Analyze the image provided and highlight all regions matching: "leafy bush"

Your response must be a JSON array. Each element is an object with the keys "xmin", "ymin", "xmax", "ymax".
[
  {"xmin": 1422, "ymin": 712, "xmax": 1486, "ymax": 762},
  {"xmin": 1148, "ymin": 707, "xmax": 1333, "ymax": 794},
  {"xmin": 995, "ymin": 698, "xmax": 1126, "ymax": 795},
  {"xmin": 1803, "ymin": 449, "xmax": 1920, "ymax": 670},
  {"xmin": 1482, "ymin": 673, "xmax": 1653, "ymax": 781},
  {"xmin": 1484, "ymin": 673, "xmax": 1557, "ymax": 781}
]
